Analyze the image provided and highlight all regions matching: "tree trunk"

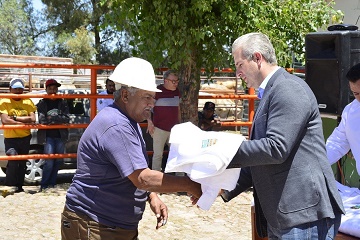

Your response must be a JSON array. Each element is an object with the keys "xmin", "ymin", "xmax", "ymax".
[
  {"xmin": 178, "ymin": 61, "xmax": 201, "ymax": 125},
  {"xmin": 92, "ymin": 0, "xmax": 101, "ymax": 63}
]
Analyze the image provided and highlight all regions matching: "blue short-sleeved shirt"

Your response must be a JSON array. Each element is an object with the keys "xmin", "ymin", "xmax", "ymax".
[{"xmin": 65, "ymin": 103, "xmax": 149, "ymax": 229}]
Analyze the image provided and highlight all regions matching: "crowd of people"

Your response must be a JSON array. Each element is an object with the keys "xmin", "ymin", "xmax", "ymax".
[{"xmin": 0, "ymin": 32, "xmax": 359, "ymax": 240}]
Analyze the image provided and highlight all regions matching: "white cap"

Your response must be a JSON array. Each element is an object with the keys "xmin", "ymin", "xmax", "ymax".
[
  {"xmin": 10, "ymin": 78, "xmax": 25, "ymax": 89},
  {"xmin": 109, "ymin": 57, "xmax": 161, "ymax": 92}
]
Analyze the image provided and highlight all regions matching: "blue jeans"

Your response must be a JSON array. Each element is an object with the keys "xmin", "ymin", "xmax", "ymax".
[
  {"xmin": 267, "ymin": 212, "xmax": 341, "ymax": 240},
  {"xmin": 41, "ymin": 137, "xmax": 65, "ymax": 189}
]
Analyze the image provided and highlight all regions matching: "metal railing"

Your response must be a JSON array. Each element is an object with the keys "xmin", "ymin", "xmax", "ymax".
[{"xmin": 0, "ymin": 62, "xmax": 256, "ymax": 162}]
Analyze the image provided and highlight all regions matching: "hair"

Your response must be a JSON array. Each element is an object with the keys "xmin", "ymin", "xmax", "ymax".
[
  {"xmin": 113, "ymin": 89, "xmax": 121, "ymax": 101},
  {"xmin": 114, "ymin": 85, "xmax": 139, "ymax": 101},
  {"xmin": 232, "ymin": 32, "xmax": 277, "ymax": 65},
  {"xmin": 346, "ymin": 63, "xmax": 360, "ymax": 83},
  {"xmin": 105, "ymin": 78, "xmax": 114, "ymax": 85},
  {"xmin": 163, "ymin": 69, "xmax": 178, "ymax": 80},
  {"xmin": 204, "ymin": 101, "xmax": 215, "ymax": 110}
]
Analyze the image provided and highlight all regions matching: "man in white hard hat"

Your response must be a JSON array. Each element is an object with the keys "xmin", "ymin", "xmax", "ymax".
[{"xmin": 61, "ymin": 57, "xmax": 202, "ymax": 240}]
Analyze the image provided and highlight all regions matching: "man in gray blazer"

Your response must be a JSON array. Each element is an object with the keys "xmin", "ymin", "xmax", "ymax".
[{"xmin": 224, "ymin": 32, "xmax": 345, "ymax": 239}]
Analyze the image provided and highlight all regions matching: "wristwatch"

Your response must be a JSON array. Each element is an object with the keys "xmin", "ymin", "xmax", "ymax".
[{"xmin": 220, "ymin": 190, "xmax": 231, "ymax": 202}]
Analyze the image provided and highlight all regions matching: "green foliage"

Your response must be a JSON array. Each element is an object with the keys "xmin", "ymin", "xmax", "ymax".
[
  {"xmin": 41, "ymin": 0, "xmax": 91, "ymax": 33},
  {"xmin": 105, "ymin": 0, "xmax": 342, "ymax": 69},
  {"xmin": 0, "ymin": 0, "xmax": 37, "ymax": 55},
  {"xmin": 98, "ymin": 41, "xmax": 131, "ymax": 66},
  {"xmin": 58, "ymin": 27, "xmax": 97, "ymax": 64},
  {"xmin": 103, "ymin": 0, "xmax": 342, "ymax": 122},
  {"xmin": 41, "ymin": 0, "xmax": 125, "ymax": 63}
]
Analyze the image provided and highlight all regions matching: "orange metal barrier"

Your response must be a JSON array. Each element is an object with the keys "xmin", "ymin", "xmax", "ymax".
[
  {"xmin": 199, "ymin": 88, "xmax": 256, "ymax": 133},
  {"xmin": 0, "ymin": 151, "xmax": 162, "ymax": 161},
  {"xmin": 0, "ymin": 62, "xmax": 256, "ymax": 162},
  {"xmin": 0, "ymin": 124, "xmax": 88, "ymax": 130},
  {"xmin": 0, "ymin": 93, "xmax": 113, "ymax": 100},
  {"xmin": 0, "ymin": 62, "xmax": 115, "ymax": 120},
  {"xmin": 0, "ymin": 153, "xmax": 77, "ymax": 161}
]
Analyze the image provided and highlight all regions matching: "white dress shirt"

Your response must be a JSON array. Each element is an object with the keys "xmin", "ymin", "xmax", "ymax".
[
  {"xmin": 97, "ymin": 91, "xmax": 114, "ymax": 112},
  {"xmin": 326, "ymin": 99, "xmax": 360, "ymax": 174},
  {"xmin": 257, "ymin": 66, "xmax": 280, "ymax": 99}
]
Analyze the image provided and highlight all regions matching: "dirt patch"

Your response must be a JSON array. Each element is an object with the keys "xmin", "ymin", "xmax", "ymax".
[{"xmin": 0, "ymin": 185, "xmax": 253, "ymax": 240}]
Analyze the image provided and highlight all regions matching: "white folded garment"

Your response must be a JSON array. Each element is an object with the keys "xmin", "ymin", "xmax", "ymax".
[
  {"xmin": 336, "ymin": 181, "xmax": 360, "ymax": 238},
  {"xmin": 165, "ymin": 122, "xmax": 245, "ymax": 210}
]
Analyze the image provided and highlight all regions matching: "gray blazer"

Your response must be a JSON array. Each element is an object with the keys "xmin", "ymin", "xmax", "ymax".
[{"xmin": 229, "ymin": 68, "xmax": 345, "ymax": 237}]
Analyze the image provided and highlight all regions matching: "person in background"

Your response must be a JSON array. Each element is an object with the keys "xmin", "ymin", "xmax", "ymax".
[
  {"xmin": 326, "ymin": 63, "xmax": 360, "ymax": 175},
  {"xmin": 222, "ymin": 32, "xmax": 344, "ymax": 239},
  {"xmin": 97, "ymin": 78, "xmax": 116, "ymax": 112},
  {"xmin": 147, "ymin": 69, "xmax": 180, "ymax": 172},
  {"xmin": 61, "ymin": 57, "xmax": 201, "ymax": 240},
  {"xmin": 0, "ymin": 78, "xmax": 36, "ymax": 193},
  {"xmin": 37, "ymin": 79, "xmax": 70, "ymax": 192},
  {"xmin": 198, "ymin": 101, "xmax": 220, "ymax": 131}
]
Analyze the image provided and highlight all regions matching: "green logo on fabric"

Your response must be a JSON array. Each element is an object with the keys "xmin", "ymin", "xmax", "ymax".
[{"xmin": 201, "ymin": 139, "xmax": 217, "ymax": 148}]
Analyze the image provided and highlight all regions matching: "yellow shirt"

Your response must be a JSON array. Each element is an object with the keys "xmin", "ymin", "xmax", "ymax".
[{"xmin": 0, "ymin": 98, "xmax": 36, "ymax": 138}]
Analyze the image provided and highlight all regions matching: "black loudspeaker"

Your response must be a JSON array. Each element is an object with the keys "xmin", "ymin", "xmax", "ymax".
[{"xmin": 305, "ymin": 31, "xmax": 360, "ymax": 114}]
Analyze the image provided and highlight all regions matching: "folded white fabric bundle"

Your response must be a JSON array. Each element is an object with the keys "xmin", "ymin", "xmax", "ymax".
[
  {"xmin": 165, "ymin": 122, "xmax": 245, "ymax": 210},
  {"xmin": 336, "ymin": 181, "xmax": 360, "ymax": 238}
]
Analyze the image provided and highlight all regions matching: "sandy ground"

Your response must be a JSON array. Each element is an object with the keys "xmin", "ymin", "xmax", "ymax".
[{"xmin": 0, "ymin": 183, "xmax": 253, "ymax": 240}]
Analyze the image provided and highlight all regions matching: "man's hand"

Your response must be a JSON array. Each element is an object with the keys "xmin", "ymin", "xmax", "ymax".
[
  {"xmin": 187, "ymin": 179, "xmax": 202, "ymax": 205},
  {"xmin": 189, "ymin": 194, "xmax": 199, "ymax": 205},
  {"xmin": 148, "ymin": 192, "xmax": 168, "ymax": 229}
]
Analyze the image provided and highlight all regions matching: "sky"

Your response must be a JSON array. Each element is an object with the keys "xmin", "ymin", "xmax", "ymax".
[{"xmin": 33, "ymin": 0, "xmax": 45, "ymax": 11}]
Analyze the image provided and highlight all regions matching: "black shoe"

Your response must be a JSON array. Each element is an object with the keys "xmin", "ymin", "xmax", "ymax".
[{"xmin": 15, "ymin": 187, "xmax": 24, "ymax": 193}]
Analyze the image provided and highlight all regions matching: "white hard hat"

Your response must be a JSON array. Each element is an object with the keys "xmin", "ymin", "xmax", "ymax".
[{"xmin": 109, "ymin": 57, "xmax": 161, "ymax": 92}]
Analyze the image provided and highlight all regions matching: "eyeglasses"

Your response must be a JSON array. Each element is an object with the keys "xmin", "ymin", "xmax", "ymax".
[{"xmin": 166, "ymin": 79, "xmax": 179, "ymax": 84}]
